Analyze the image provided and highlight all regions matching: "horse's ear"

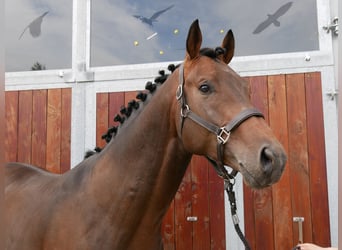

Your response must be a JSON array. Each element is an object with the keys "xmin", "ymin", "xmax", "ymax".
[
  {"xmin": 220, "ymin": 29, "xmax": 235, "ymax": 64},
  {"xmin": 186, "ymin": 19, "xmax": 202, "ymax": 60}
]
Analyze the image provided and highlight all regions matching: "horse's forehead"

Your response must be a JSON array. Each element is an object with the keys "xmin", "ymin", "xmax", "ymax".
[{"xmin": 189, "ymin": 58, "xmax": 244, "ymax": 85}]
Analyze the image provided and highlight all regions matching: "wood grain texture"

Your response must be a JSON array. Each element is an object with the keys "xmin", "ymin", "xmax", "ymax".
[
  {"xmin": 304, "ymin": 72, "xmax": 330, "ymax": 246},
  {"xmin": 208, "ymin": 163, "xmax": 225, "ymax": 250},
  {"xmin": 46, "ymin": 89, "xmax": 62, "ymax": 173},
  {"xmin": 250, "ymin": 76, "xmax": 275, "ymax": 250},
  {"xmin": 268, "ymin": 75, "xmax": 294, "ymax": 249},
  {"xmin": 191, "ymin": 155, "xmax": 210, "ymax": 250},
  {"xmin": 60, "ymin": 88, "xmax": 72, "ymax": 173},
  {"xmin": 96, "ymin": 93, "xmax": 109, "ymax": 149},
  {"xmin": 5, "ymin": 91, "xmax": 19, "ymax": 162},
  {"xmin": 109, "ymin": 92, "xmax": 124, "ymax": 127},
  {"xmin": 17, "ymin": 90, "xmax": 33, "ymax": 164},
  {"xmin": 286, "ymin": 73, "xmax": 313, "ymax": 244},
  {"xmin": 31, "ymin": 90, "xmax": 47, "ymax": 169},
  {"xmin": 174, "ymin": 167, "xmax": 193, "ymax": 250}
]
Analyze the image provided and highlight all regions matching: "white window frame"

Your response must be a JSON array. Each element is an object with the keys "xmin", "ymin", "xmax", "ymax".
[{"xmin": 5, "ymin": 0, "xmax": 338, "ymax": 248}]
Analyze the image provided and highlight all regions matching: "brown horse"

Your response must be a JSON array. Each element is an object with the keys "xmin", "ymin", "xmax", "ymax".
[{"xmin": 5, "ymin": 20, "xmax": 286, "ymax": 250}]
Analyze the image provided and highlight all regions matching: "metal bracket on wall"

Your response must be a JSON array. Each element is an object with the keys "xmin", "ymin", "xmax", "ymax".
[
  {"xmin": 186, "ymin": 216, "xmax": 198, "ymax": 222},
  {"xmin": 323, "ymin": 17, "xmax": 338, "ymax": 36},
  {"xmin": 293, "ymin": 217, "xmax": 305, "ymax": 244},
  {"xmin": 326, "ymin": 89, "xmax": 339, "ymax": 100}
]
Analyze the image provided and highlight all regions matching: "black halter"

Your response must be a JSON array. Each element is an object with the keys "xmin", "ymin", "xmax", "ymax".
[{"xmin": 176, "ymin": 63, "xmax": 264, "ymax": 250}]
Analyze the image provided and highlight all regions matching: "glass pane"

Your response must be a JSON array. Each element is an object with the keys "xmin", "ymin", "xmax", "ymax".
[
  {"xmin": 5, "ymin": 0, "xmax": 72, "ymax": 72},
  {"xmin": 91, "ymin": 0, "xmax": 319, "ymax": 67}
]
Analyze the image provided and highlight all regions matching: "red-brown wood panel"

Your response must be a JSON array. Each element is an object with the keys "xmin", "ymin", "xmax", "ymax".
[
  {"xmin": 5, "ymin": 91, "xmax": 19, "ymax": 162},
  {"xmin": 60, "ymin": 88, "xmax": 72, "ymax": 173},
  {"xmin": 208, "ymin": 164, "xmax": 225, "ymax": 250},
  {"xmin": 5, "ymin": 88, "xmax": 71, "ymax": 174},
  {"xmin": 191, "ymin": 155, "xmax": 210, "ymax": 250},
  {"xmin": 96, "ymin": 93, "xmax": 109, "ymax": 149},
  {"xmin": 162, "ymin": 201, "xmax": 176, "ymax": 250},
  {"xmin": 17, "ymin": 90, "xmax": 33, "ymax": 164},
  {"xmin": 268, "ymin": 75, "xmax": 293, "ymax": 249},
  {"xmin": 109, "ymin": 92, "xmax": 124, "ymax": 127},
  {"xmin": 304, "ymin": 73, "xmax": 330, "ymax": 247},
  {"xmin": 124, "ymin": 91, "xmax": 138, "ymax": 105},
  {"xmin": 31, "ymin": 90, "xmax": 47, "ymax": 169},
  {"xmin": 175, "ymin": 167, "xmax": 193, "ymax": 249},
  {"xmin": 249, "ymin": 76, "xmax": 275, "ymax": 250},
  {"xmin": 286, "ymin": 73, "xmax": 313, "ymax": 245},
  {"xmin": 242, "ymin": 73, "xmax": 329, "ymax": 250},
  {"xmin": 46, "ymin": 89, "xmax": 62, "ymax": 173},
  {"xmin": 242, "ymin": 80, "xmax": 257, "ymax": 249}
]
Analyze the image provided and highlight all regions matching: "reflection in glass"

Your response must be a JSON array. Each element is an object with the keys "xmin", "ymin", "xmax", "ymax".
[
  {"xmin": 91, "ymin": 0, "xmax": 319, "ymax": 67},
  {"xmin": 5, "ymin": 0, "xmax": 72, "ymax": 72}
]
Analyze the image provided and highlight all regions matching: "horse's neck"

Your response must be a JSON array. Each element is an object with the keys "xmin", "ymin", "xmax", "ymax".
[{"xmin": 81, "ymin": 75, "xmax": 191, "ymax": 239}]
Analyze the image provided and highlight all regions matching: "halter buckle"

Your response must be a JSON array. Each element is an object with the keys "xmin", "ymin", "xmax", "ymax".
[{"xmin": 217, "ymin": 127, "xmax": 231, "ymax": 144}]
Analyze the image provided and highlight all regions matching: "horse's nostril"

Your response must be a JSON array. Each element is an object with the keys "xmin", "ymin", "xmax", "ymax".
[{"xmin": 260, "ymin": 147, "xmax": 274, "ymax": 176}]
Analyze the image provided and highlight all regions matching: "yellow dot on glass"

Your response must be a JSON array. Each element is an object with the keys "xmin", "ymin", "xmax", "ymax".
[
  {"xmin": 219, "ymin": 29, "xmax": 224, "ymax": 34},
  {"xmin": 134, "ymin": 41, "xmax": 139, "ymax": 46},
  {"xmin": 159, "ymin": 50, "xmax": 164, "ymax": 55},
  {"xmin": 173, "ymin": 29, "xmax": 179, "ymax": 35}
]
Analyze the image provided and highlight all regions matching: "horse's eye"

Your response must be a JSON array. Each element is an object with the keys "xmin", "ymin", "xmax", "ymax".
[{"xmin": 199, "ymin": 84, "xmax": 211, "ymax": 93}]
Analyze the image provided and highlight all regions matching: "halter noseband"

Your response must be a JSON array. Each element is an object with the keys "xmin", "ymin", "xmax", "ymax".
[{"xmin": 176, "ymin": 63, "xmax": 264, "ymax": 180}]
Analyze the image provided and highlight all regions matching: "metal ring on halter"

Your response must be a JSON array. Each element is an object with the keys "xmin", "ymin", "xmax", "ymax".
[{"xmin": 180, "ymin": 105, "xmax": 190, "ymax": 117}]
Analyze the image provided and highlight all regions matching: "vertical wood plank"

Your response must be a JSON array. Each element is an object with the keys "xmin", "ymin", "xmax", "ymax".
[
  {"xmin": 242, "ymin": 77, "xmax": 256, "ymax": 250},
  {"xmin": 208, "ymin": 163, "xmax": 225, "ymax": 250},
  {"xmin": 243, "ymin": 183, "xmax": 256, "ymax": 250},
  {"xmin": 109, "ymin": 92, "xmax": 125, "ymax": 127},
  {"xmin": 31, "ymin": 90, "xmax": 47, "ymax": 169},
  {"xmin": 191, "ymin": 156, "xmax": 210, "ymax": 250},
  {"xmin": 60, "ymin": 88, "xmax": 72, "ymax": 173},
  {"xmin": 286, "ymin": 73, "xmax": 313, "ymax": 244},
  {"xmin": 249, "ymin": 76, "xmax": 275, "ymax": 250},
  {"xmin": 124, "ymin": 91, "xmax": 138, "ymax": 105},
  {"xmin": 5, "ymin": 91, "xmax": 19, "ymax": 162},
  {"xmin": 17, "ymin": 90, "xmax": 33, "ymax": 164},
  {"xmin": 305, "ymin": 72, "xmax": 331, "ymax": 246},
  {"xmin": 268, "ymin": 75, "xmax": 294, "ymax": 249},
  {"xmin": 175, "ymin": 167, "xmax": 193, "ymax": 250},
  {"xmin": 46, "ymin": 89, "xmax": 62, "ymax": 173},
  {"xmin": 96, "ymin": 93, "xmax": 109, "ymax": 148},
  {"xmin": 162, "ymin": 201, "xmax": 176, "ymax": 250}
]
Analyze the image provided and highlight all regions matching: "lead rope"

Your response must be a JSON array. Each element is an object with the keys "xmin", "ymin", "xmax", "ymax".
[
  {"xmin": 206, "ymin": 157, "xmax": 251, "ymax": 250},
  {"xmin": 224, "ymin": 177, "xmax": 251, "ymax": 250}
]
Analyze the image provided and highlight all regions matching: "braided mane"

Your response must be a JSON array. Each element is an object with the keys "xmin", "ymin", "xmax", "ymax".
[{"xmin": 85, "ymin": 47, "xmax": 227, "ymax": 159}]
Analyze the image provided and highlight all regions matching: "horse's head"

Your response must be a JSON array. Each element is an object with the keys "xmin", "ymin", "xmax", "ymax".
[{"xmin": 176, "ymin": 20, "xmax": 286, "ymax": 189}]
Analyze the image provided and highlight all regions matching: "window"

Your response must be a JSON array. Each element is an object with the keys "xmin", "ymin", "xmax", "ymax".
[
  {"xmin": 5, "ymin": 0, "xmax": 72, "ymax": 72},
  {"xmin": 90, "ymin": 0, "xmax": 319, "ymax": 67}
]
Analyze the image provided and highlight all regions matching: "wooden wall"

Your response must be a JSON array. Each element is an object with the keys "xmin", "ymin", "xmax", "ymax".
[
  {"xmin": 5, "ymin": 88, "xmax": 72, "ymax": 174},
  {"xmin": 244, "ymin": 72, "xmax": 331, "ymax": 249}
]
